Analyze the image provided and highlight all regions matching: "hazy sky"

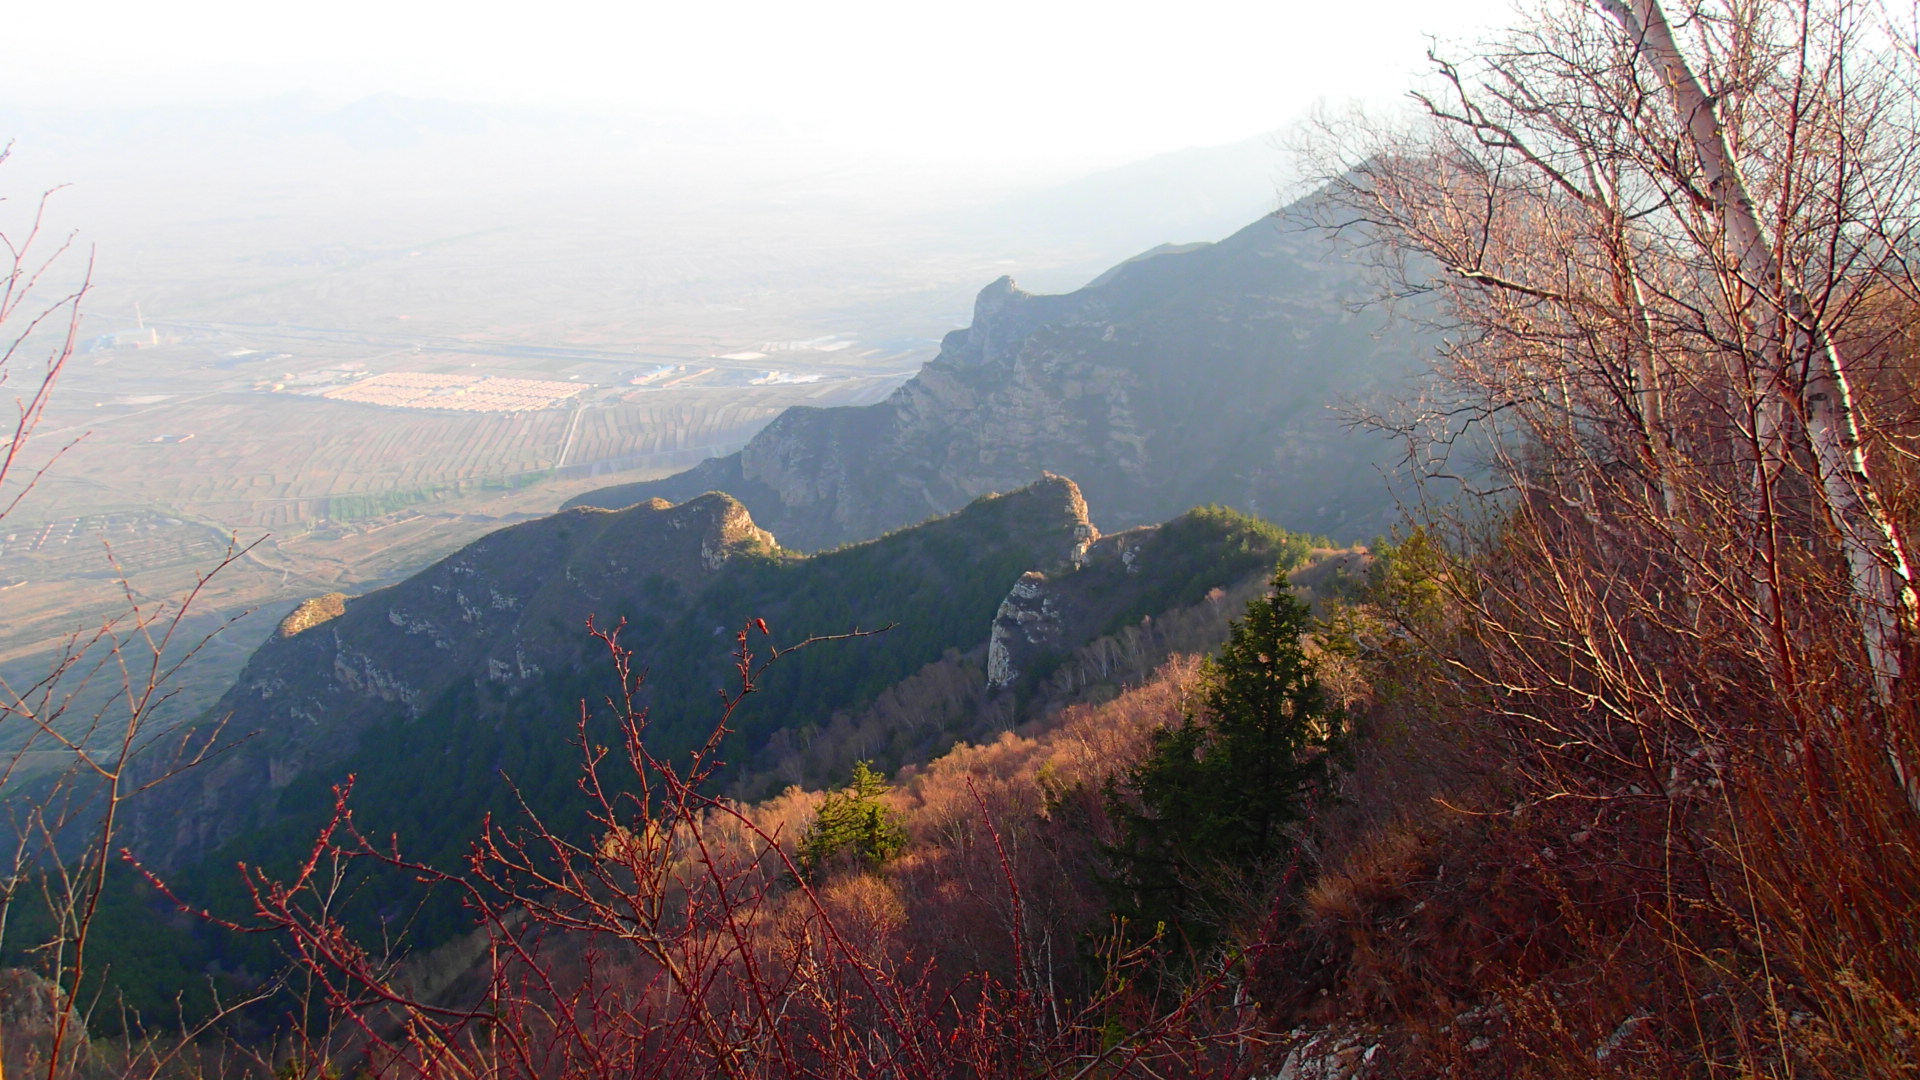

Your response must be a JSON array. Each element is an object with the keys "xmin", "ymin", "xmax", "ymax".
[{"xmin": 13, "ymin": 0, "xmax": 1520, "ymax": 162}]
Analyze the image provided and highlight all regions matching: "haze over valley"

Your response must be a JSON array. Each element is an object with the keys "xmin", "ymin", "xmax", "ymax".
[{"xmin": 0, "ymin": 94, "xmax": 1311, "ymax": 705}]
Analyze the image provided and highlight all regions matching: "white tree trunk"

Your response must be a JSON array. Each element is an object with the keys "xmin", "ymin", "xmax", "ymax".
[{"xmin": 1600, "ymin": 0, "xmax": 1919, "ymax": 807}]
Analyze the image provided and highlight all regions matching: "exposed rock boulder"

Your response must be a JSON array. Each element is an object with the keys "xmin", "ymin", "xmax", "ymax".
[
  {"xmin": 987, "ymin": 571, "xmax": 1061, "ymax": 688},
  {"xmin": 276, "ymin": 592, "xmax": 347, "ymax": 638},
  {"xmin": 0, "ymin": 967, "xmax": 79, "ymax": 1079}
]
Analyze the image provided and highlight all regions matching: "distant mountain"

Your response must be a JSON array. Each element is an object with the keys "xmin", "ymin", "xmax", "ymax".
[
  {"xmin": 981, "ymin": 130, "xmax": 1290, "ymax": 257},
  {"xmin": 566, "ymin": 194, "xmax": 1427, "ymax": 547}
]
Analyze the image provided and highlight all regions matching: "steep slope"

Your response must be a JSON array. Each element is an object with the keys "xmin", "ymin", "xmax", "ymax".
[
  {"xmin": 85, "ymin": 479, "xmax": 1330, "ymax": 1018},
  {"xmin": 566, "ymin": 199, "xmax": 1425, "ymax": 547},
  {"xmin": 123, "ymin": 479, "xmax": 1094, "ymax": 871},
  {"xmin": 733, "ymin": 507, "xmax": 1328, "ymax": 799}
]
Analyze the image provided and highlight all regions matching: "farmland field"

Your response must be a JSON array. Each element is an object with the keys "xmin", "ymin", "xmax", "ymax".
[
  {"xmin": 2, "ymin": 337, "xmax": 901, "ymax": 666},
  {"xmin": 320, "ymin": 372, "xmax": 586, "ymax": 411}
]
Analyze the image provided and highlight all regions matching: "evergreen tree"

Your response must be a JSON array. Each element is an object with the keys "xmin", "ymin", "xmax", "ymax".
[
  {"xmin": 1105, "ymin": 579, "xmax": 1342, "ymax": 953},
  {"xmin": 795, "ymin": 761, "xmax": 907, "ymax": 880}
]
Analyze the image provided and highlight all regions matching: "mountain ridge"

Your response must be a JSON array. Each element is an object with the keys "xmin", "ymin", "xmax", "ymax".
[
  {"xmin": 565, "ymin": 198, "xmax": 1426, "ymax": 549},
  {"xmin": 121, "ymin": 478, "xmax": 1104, "ymax": 869}
]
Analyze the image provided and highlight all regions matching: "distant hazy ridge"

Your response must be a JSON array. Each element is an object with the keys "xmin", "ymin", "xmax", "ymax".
[{"xmin": 568, "ymin": 196, "xmax": 1427, "ymax": 547}]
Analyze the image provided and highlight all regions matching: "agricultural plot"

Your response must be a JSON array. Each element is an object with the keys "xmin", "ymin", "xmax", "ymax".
[
  {"xmin": 0, "ymin": 370, "xmax": 911, "ymax": 663},
  {"xmin": 41, "ymin": 394, "xmax": 575, "ymax": 530},
  {"xmin": 566, "ymin": 399, "xmax": 786, "ymax": 468},
  {"xmin": 0, "ymin": 512, "xmax": 232, "ymax": 583},
  {"xmin": 322, "ymin": 372, "xmax": 584, "ymax": 412},
  {"xmin": 33, "ymin": 375, "xmax": 901, "ymax": 541},
  {"xmin": 559, "ymin": 379, "xmax": 896, "ymax": 474}
]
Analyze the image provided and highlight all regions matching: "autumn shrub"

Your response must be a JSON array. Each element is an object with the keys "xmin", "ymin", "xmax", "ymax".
[
  {"xmin": 878, "ymin": 655, "xmax": 1204, "ymax": 1011},
  {"xmin": 220, "ymin": 624, "xmax": 1269, "ymax": 1079}
]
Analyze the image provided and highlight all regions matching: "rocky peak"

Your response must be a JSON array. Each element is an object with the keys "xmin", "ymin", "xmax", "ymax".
[
  {"xmin": 1012, "ymin": 473, "xmax": 1099, "ymax": 568},
  {"xmin": 974, "ymin": 275, "xmax": 1027, "ymax": 321},
  {"xmin": 553, "ymin": 491, "xmax": 775, "ymax": 589},
  {"xmin": 940, "ymin": 275, "xmax": 1044, "ymax": 368},
  {"xmin": 664, "ymin": 491, "xmax": 776, "ymax": 570},
  {"xmin": 982, "ymin": 475, "xmax": 1099, "ymax": 688}
]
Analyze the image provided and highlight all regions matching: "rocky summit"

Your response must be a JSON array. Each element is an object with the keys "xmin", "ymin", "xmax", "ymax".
[{"xmin": 566, "ymin": 196, "xmax": 1427, "ymax": 549}]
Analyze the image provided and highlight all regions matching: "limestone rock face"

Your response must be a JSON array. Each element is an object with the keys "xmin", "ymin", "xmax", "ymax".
[
  {"xmin": 981, "ymin": 510, "xmax": 1268, "ymax": 691},
  {"xmin": 567, "ymin": 196, "xmax": 1429, "ymax": 547},
  {"xmin": 988, "ymin": 572, "xmax": 1062, "ymax": 688},
  {"xmin": 0, "ymin": 967, "xmax": 74, "ymax": 1051}
]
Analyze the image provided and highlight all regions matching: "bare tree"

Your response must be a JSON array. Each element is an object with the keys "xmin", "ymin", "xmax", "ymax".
[
  {"xmin": 1312, "ymin": 0, "xmax": 1920, "ymax": 772},
  {"xmin": 0, "ymin": 146, "xmax": 270, "ymax": 1080},
  {"xmin": 1297, "ymin": 0, "xmax": 1920, "ymax": 1071},
  {"xmin": 1600, "ymin": 0, "xmax": 1918, "ymax": 732},
  {"xmin": 0, "ymin": 145, "xmax": 83, "ymax": 524}
]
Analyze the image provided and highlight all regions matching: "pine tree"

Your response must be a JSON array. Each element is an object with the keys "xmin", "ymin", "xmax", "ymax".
[
  {"xmin": 795, "ymin": 760, "xmax": 907, "ymax": 880},
  {"xmin": 1105, "ymin": 579, "xmax": 1342, "ymax": 953}
]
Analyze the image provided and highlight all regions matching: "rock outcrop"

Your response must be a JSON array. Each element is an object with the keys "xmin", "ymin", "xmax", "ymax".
[
  {"xmin": 987, "ymin": 572, "xmax": 1060, "ymax": 688},
  {"xmin": 567, "ymin": 196, "xmax": 1427, "ymax": 548},
  {"xmin": 983, "ymin": 515, "xmax": 1241, "ymax": 691},
  {"xmin": 276, "ymin": 593, "xmax": 348, "ymax": 638}
]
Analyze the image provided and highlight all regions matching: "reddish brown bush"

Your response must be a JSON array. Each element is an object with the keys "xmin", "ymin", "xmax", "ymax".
[{"xmin": 222, "ymin": 627, "xmax": 1267, "ymax": 1078}]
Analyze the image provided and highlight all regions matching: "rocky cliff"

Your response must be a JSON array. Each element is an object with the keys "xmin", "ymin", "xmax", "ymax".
[
  {"xmin": 566, "ymin": 198, "xmax": 1425, "ymax": 548},
  {"xmin": 984, "ymin": 507, "xmax": 1310, "ymax": 691}
]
